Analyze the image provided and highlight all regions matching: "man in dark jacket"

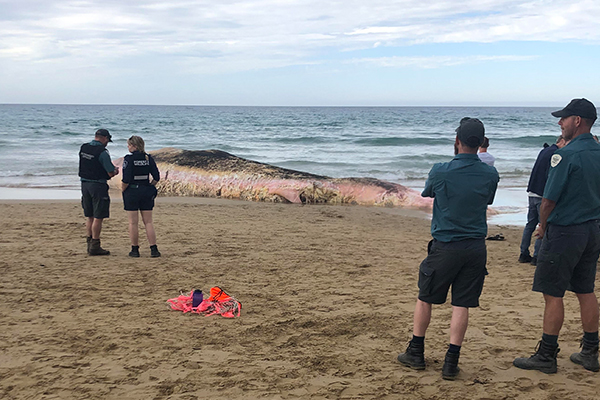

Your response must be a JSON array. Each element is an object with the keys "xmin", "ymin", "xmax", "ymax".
[
  {"xmin": 79, "ymin": 129, "xmax": 119, "ymax": 255},
  {"xmin": 518, "ymin": 135, "xmax": 566, "ymax": 265}
]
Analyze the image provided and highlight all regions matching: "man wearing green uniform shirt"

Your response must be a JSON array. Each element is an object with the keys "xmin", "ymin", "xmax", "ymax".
[
  {"xmin": 79, "ymin": 129, "xmax": 119, "ymax": 256},
  {"xmin": 397, "ymin": 117, "xmax": 499, "ymax": 380},
  {"xmin": 514, "ymin": 98, "xmax": 600, "ymax": 374}
]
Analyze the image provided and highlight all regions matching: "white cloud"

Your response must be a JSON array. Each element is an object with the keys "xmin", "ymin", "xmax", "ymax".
[
  {"xmin": 0, "ymin": 0, "xmax": 598, "ymax": 74},
  {"xmin": 0, "ymin": 46, "xmax": 34, "ymax": 57},
  {"xmin": 349, "ymin": 55, "xmax": 538, "ymax": 68}
]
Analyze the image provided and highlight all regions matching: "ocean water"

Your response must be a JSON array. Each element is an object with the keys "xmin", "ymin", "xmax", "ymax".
[{"xmin": 0, "ymin": 104, "xmax": 564, "ymax": 223}]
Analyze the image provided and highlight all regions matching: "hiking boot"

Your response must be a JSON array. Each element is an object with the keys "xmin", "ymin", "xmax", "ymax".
[
  {"xmin": 86, "ymin": 236, "xmax": 92, "ymax": 254},
  {"xmin": 518, "ymin": 253, "xmax": 533, "ymax": 263},
  {"xmin": 397, "ymin": 341, "xmax": 425, "ymax": 370},
  {"xmin": 88, "ymin": 238, "xmax": 110, "ymax": 256},
  {"xmin": 513, "ymin": 340, "xmax": 559, "ymax": 374},
  {"xmin": 150, "ymin": 245, "xmax": 161, "ymax": 258},
  {"xmin": 129, "ymin": 246, "xmax": 140, "ymax": 258},
  {"xmin": 530, "ymin": 256, "xmax": 538, "ymax": 266},
  {"xmin": 442, "ymin": 351, "xmax": 460, "ymax": 380},
  {"xmin": 570, "ymin": 339, "xmax": 600, "ymax": 372}
]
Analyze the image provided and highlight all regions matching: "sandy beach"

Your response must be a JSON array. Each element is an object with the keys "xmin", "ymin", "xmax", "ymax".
[{"xmin": 1, "ymin": 195, "xmax": 599, "ymax": 400}]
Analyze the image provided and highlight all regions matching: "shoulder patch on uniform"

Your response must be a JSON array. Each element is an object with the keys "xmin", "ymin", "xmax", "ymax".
[
  {"xmin": 550, "ymin": 154, "xmax": 562, "ymax": 168},
  {"xmin": 123, "ymin": 159, "xmax": 128, "ymax": 170}
]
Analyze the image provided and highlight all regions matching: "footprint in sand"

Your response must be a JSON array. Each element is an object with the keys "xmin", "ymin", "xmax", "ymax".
[
  {"xmin": 537, "ymin": 379, "xmax": 554, "ymax": 390},
  {"xmin": 514, "ymin": 377, "xmax": 534, "ymax": 390},
  {"xmin": 419, "ymin": 376, "xmax": 439, "ymax": 397}
]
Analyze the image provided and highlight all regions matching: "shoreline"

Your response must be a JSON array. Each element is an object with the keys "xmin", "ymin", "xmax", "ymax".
[{"xmin": 0, "ymin": 185, "xmax": 528, "ymax": 227}]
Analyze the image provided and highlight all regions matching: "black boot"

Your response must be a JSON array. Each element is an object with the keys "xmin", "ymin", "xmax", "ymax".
[
  {"xmin": 88, "ymin": 238, "xmax": 110, "ymax": 256},
  {"xmin": 530, "ymin": 256, "xmax": 538, "ymax": 266},
  {"xmin": 513, "ymin": 340, "xmax": 559, "ymax": 374},
  {"xmin": 150, "ymin": 245, "xmax": 161, "ymax": 258},
  {"xmin": 129, "ymin": 245, "xmax": 140, "ymax": 258},
  {"xmin": 86, "ymin": 236, "xmax": 92, "ymax": 254},
  {"xmin": 442, "ymin": 351, "xmax": 460, "ymax": 380},
  {"xmin": 518, "ymin": 253, "xmax": 532, "ymax": 263},
  {"xmin": 570, "ymin": 338, "xmax": 600, "ymax": 372},
  {"xmin": 397, "ymin": 341, "xmax": 425, "ymax": 370}
]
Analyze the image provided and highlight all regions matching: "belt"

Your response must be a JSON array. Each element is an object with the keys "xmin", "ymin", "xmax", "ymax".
[{"xmin": 129, "ymin": 184, "xmax": 140, "ymax": 188}]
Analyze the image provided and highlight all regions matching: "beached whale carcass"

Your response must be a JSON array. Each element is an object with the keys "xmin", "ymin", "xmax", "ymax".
[{"xmin": 112, "ymin": 148, "xmax": 433, "ymax": 211}]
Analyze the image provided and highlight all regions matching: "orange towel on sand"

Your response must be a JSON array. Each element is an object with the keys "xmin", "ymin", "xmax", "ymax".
[{"xmin": 167, "ymin": 286, "xmax": 242, "ymax": 318}]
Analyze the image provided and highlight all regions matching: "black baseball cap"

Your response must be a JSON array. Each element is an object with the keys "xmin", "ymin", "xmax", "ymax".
[
  {"xmin": 551, "ymin": 98, "xmax": 597, "ymax": 120},
  {"xmin": 95, "ymin": 128, "xmax": 113, "ymax": 142},
  {"xmin": 456, "ymin": 117, "xmax": 485, "ymax": 148}
]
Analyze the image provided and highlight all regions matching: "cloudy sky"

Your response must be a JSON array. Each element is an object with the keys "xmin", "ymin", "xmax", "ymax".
[{"xmin": 1, "ymin": 0, "xmax": 599, "ymax": 106}]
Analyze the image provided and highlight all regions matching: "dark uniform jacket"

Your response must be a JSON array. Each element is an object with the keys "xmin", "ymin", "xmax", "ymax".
[
  {"xmin": 79, "ymin": 143, "xmax": 111, "ymax": 181},
  {"xmin": 526, "ymin": 144, "xmax": 558, "ymax": 197},
  {"xmin": 122, "ymin": 151, "xmax": 160, "ymax": 186}
]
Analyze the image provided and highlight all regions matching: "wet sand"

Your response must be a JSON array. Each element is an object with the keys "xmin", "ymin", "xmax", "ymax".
[{"xmin": 0, "ymin": 197, "xmax": 598, "ymax": 399}]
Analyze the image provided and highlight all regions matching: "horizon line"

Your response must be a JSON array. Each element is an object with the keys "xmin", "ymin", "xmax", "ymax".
[{"xmin": 0, "ymin": 102, "xmax": 563, "ymax": 108}]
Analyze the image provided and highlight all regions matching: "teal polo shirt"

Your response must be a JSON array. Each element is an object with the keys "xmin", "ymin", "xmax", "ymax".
[
  {"xmin": 422, "ymin": 153, "xmax": 499, "ymax": 242},
  {"xmin": 543, "ymin": 133, "xmax": 600, "ymax": 225},
  {"xmin": 80, "ymin": 140, "xmax": 116, "ymax": 183}
]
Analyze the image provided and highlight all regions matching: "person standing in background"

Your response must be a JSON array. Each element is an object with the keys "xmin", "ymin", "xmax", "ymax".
[
  {"xmin": 477, "ymin": 137, "xmax": 495, "ymax": 167},
  {"xmin": 122, "ymin": 136, "xmax": 161, "ymax": 258},
  {"xmin": 518, "ymin": 135, "xmax": 566, "ymax": 265},
  {"xmin": 397, "ymin": 118, "xmax": 499, "ymax": 380},
  {"xmin": 79, "ymin": 129, "xmax": 119, "ymax": 256}
]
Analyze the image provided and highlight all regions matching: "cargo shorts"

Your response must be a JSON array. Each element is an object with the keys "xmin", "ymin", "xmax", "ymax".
[{"xmin": 418, "ymin": 238, "xmax": 488, "ymax": 308}]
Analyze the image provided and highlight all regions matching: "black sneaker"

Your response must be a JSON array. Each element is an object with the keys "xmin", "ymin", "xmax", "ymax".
[
  {"xmin": 513, "ymin": 340, "xmax": 559, "ymax": 374},
  {"xmin": 129, "ymin": 246, "xmax": 140, "ymax": 258},
  {"xmin": 518, "ymin": 253, "xmax": 533, "ymax": 263},
  {"xmin": 397, "ymin": 341, "xmax": 425, "ymax": 370},
  {"xmin": 150, "ymin": 245, "xmax": 161, "ymax": 258},
  {"xmin": 570, "ymin": 339, "xmax": 600, "ymax": 372},
  {"xmin": 530, "ymin": 256, "xmax": 537, "ymax": 266}
]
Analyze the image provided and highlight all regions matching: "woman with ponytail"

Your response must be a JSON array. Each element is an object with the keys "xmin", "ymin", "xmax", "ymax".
[{"xmin": 121, "ymin": 135, "xmax": 161, "ymax": 257}]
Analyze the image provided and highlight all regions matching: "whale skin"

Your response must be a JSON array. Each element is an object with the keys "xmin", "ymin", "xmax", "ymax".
[{"xmin": 112, "ymin": 148, "xmax": 433, "ymax": 211}]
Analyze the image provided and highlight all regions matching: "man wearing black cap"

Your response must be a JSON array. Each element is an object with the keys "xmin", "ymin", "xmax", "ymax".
[
  {"xmin": 79, "ymin": 129, "xmax": 119, "ymax": 256},
  {"xmin": 514, "ymin": 98, "xmax": 600, "ymax": 374},
  {"xmin": 397, "ymin": 118, "xmax": 499, "ymax": 380}
]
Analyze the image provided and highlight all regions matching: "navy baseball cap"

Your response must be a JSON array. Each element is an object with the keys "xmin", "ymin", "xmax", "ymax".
[
  {"xmin": 456, "ymin": 117, "xmax": 485, "ymax": 148},
  {"xmin": 551, "ymin": 98, "xmax": 597, "ymax": 120},
  {"xmin": 95, "ymin": 128, "xmax": 113, "ymax": 142}
]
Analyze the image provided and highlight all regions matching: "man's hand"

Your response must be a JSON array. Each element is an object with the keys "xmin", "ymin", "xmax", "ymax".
[
  {"xmin": 107, "ymin": 166, "xmax": 120, "ymax": 178},
  {"xmin": 536, "ymin": 198, "xmax": 556, "ymax": 242},
  {"xmin": 534, "ymin": 224, "xmax": 545, "ymax": 240}
]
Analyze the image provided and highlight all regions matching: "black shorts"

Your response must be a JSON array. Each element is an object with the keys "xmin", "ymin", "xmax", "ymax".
[
  {"xmin": 418, "ymin": 238, "xmax": 487, "ymax": 308},
  {"xmin": 533, "ymin": 221, "xmax": 600, "ymax": 297},
  {"xmin": 123, "ymin": 185, "xmax": 157, "ymax": 211},
  {"xmin": 81, "ymin": 181, "xmax": 110, "ymax": 219}
]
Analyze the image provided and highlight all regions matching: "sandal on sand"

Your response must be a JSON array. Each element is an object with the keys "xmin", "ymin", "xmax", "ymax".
[{"xmin": 486, "ymin": 234, "xmax": 505, "ymax": 241}]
